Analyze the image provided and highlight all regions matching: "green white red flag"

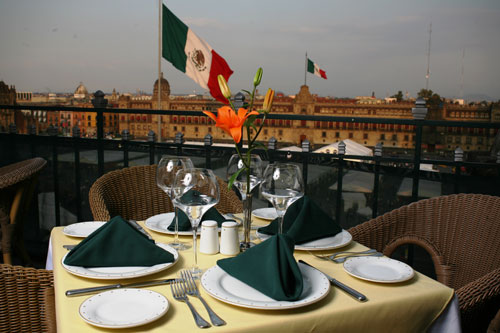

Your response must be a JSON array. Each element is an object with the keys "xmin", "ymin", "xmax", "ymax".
[
  {"xmin": 307, "ymin": 58, "xmax": 327, "ymax": 79},
  {"xmin": 162, "ymin": 5, "xmax": 233, "ymax": 103}
]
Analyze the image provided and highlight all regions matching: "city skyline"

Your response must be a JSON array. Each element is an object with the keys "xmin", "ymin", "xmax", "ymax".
[{"xmin": 1, "ymin": 0, "xmax": 500, "ymax": 100}]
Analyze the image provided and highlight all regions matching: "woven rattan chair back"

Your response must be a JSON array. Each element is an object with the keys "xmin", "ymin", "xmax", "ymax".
[
  {"xmin": 0, "ymin": 264, "xmax": 56, "ymax": 333},
  {"xmin": 89, "ymin": 164, "xmax": 242, "ymax": 221},
  {"xmin": 348, "ymin": 193, "xmax": 500, "ymax": 332},
  {"xmin": 0, "ymin": 157, "xmax": 47, "ymax": 264}
]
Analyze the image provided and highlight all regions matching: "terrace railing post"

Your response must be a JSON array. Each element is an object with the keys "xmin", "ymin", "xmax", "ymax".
[
  {"xmin": 72, "ymin": 125, "xmax": 82, "ymax": 221},
  {"xmin": 28, "ymin": 124, "xmax": 37, "ymax": 158},
  {"xmin": 148, "ymin": 130, "xmax": 157, "ymax": 165},
  {"xmin": 121, "ymin": 129, "xmax": 130, "ymax": 167},
  {"xmin": 301, "ymin": 139, "xmax": 311, "ymax": 192},
  {"xmin": 335, "ymin": 141, "xmax": 346, "ymax": 224},
  {"xmin": 204, "ymin": 134, "xmax": 213, "ymax": 169},
  {"xmin": 268, "ymin": 137, "xmax": 277, "ymax": 164},
  {"xmin": 454, "ymin": 147, "xmax": 464, "ymax": 193},
  {"xmin": 49, "ymin": 125, "xmax": 61, "ymax": 227},
  {"xmin": 92, "ymin": 90, "xmax": 107, "ymax": 176},
  {"xmin": 372, "ymin": 142, "xmax": 383, "ymax": 218},
  {"xmin": 411, "ymin": 98, "xmax": 428, "ymax": 202},
  {"xmin": 8, "ymin": 123, "xmax": 17, "ymax": 162},
  {"xmin": 175, "ymin": 132, "xmax": 184, "ymax": 156}
]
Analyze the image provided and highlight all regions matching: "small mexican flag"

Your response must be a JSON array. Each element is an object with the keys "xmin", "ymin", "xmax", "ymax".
[
  {"xmin": 162, "ymin": 5, "xmax": 233, "ymax": 103},
  {"xmin": 307, "ymin": 58, "xmax": 327, "ymax": 80}
]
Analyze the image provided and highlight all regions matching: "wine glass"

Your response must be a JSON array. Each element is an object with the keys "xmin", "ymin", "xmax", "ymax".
[
  {"xmin": 156, "ymin": 156, "xmax": 194, "ymax": 250},
  {"xmin": 260, "ymin": 163, "xmax": 304, "ymax": 234},
  {"xmin": 227, "ymin": 154, "xmax": 263, "ymax": 249},
  {"xmin": 172, "ymin": 168, "xmax": 219, "ymax": 276}
]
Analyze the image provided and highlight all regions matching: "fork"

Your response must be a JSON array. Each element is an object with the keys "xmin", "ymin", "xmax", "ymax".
[
  {"xmin": 310, "ymin": 249, "xmax": 378, "ymax": 261},
  {"xmin": 181, "ymin": 270, "xmax": 226, "ymax": 326},
  {"xmin": 331, "ymin": 252, "xmax": 383, "ymax": 263},
  {"xmin": 170, "ymin": 279, "xmax": 211, "ymax": 328}
]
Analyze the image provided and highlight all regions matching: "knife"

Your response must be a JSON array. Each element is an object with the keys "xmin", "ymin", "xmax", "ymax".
[
  {"xmin": 298, "ymin": 260, "xmax": 367, "ymax": 302},
  {"xmin": 65, "ymin": 278, "xmax": 176, "ymax": 297},
  {"xmin": 128, "ymin": 220, "xmax": 154, "ymax": 241}
]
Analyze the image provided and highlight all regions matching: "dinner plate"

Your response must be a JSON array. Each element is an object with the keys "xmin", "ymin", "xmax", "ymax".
[
  {"xmin": 61, "ymin": 243, "xmax": 179, "ymax": 280},
  {"xmin": 63, "ymin": 221, "xmax": 107, "ymax": 238},
  {"xmin": 251, "ymin": 208, "xmax": 278, "ymax": 221},
  {"xmin": 343, "ymin": 256, "xmax": 415, "ymax": 283},
  {"xmin": 256, "ymin": 229, "xmax": 352, "ymax": 251},
  {"xmin": 79, "ymin": 288, "xmax": 169, "ymax": 328},
  {"xmin": 201, "ymin": 262, "xmax": 330, "ymax": 310},
  {"xmin": 144, "ymin": 212, "xmax": 237, "ymax": 236}
]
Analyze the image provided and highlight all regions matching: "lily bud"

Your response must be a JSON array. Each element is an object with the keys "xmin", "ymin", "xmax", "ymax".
[
  {"xmin": 263, "ymin": 88, "xmax": 275, "ymax": 112},
  {"xmin": 253, "ymin": 67, "xmax": 263, "ymax": 87},
  {"xmin": 217, "ymin": 75, "xmax": 231, "ymax": 99}
]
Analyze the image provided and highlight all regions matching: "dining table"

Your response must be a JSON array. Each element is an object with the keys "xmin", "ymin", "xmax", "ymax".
[{"xmin": 50, "ymin": 214, "xmax": 458, "ymax": 332}]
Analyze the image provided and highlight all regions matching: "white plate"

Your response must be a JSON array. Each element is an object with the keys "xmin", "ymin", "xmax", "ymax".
[
  {"xmin": 256, "ymin": 229, "xmax": 352, "ymax": 251},
  {"xmin": 63, "ymin": 221, "xmax": 107, "ymax": 238},
  {"xmin": 252, "ymin": 208, "xmax": 278, "ymax": 221},
  {"xmin": 61, "ymin": 243, "xmax": 178, "ymax": 280},
  {"xmin": 79, "ymin": 288, "xmax": 169, "ymax": 328},
  {"xmin": 201, "ymin": 262, "xmax": 330, "ymax": 310},
  {"xmin": 144, "ymin": 212, "xmax": 237, "ymax": 236},
  {"xmin": 343, "ymin": 256, "xmax": 415, "ymax": 283}
]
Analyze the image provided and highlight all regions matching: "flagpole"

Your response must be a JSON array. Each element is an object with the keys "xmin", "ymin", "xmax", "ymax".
[
  {"xmin": 304, "ymin": 52, "xmax": 307, "ymax": 86},
  {"xmin": 157, "ymin": 0, "xmax": 162, "ymax": 142}
]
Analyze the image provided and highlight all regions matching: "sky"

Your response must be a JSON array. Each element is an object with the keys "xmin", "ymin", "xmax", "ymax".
[{"xmin": 1, "ymin": 0, "xmax": 500, "ymax": 100}]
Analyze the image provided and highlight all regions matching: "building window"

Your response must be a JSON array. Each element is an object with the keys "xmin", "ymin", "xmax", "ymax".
[
  {"xmin": 335, "ymin": 132, "xmax": 340, "ymax": 138},
  {"xmin": 173, "ymin": 126, "xmax": 177, "ymax": 131},
  {"xmin": 466, "ymin": 137, "xmax": 472, "ymax": 144},
  {"xmin": 477, "ymin": 137, "xmax": 483, "ymax": 144},
  {"xmin": 349, "ymin": 133, "xmax": 353, "ymax": 139},
  {"xmin": 404, "ymin": 135, "xmax": 409, "ymax": 141},
  {"xmin": 87, "ymin": 115, "xmax": 91, "ymax": 120},
  {"xmin": 264, "ymin": 129, "xmax": 268, "ymax": 135},
  {"xmin": 380, "ymin": 134, "xmax": 385, "ymax": 140},
  {"xmin": 278, "ymin": 129, "xmax": 283, "ymax": 136},
  {"xmin": 455, "ymin": 136, "xmax": 461, "ymax": 144},
  {"xmin": 322, "ymin": 131, "xmax": 326, "ymax": 138},
  {"xmin": 181, "ymin": 126, "xmax": 185, "ymax": 132},
  {"xmin": 363, "ymin": 133, "xmax": 368, "ymax": 140},
  {"xmin": 392, "ymin": 134, "xmax": 397, "ymax": 141},
  {"xmin": 195, "ymin": 127, "xmax": 199, "ymax": 133},
  {"xmin": 208, "ymin": 127, "xmax": 212, "ymax": 133}
]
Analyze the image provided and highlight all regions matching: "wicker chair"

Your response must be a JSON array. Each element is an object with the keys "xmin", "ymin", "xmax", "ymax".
[
  {"xmin": 0, "ymin": 264, "xmax": 56, "ymax": 332},
  {"xmin": 0, "ymin": 157, "xmax": 47, "ymax": 264},
  {"xmin": 348, "ymin": 193, "xmax": 500, "ymax": 333},
  {"xmin": 89, "ymin": 164, "xmax": 243, "ymax": 221}
]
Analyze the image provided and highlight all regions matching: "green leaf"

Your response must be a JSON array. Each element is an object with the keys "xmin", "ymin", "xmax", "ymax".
[
  {"xmin": 241, "ymin": 89, "xmax": 252, "ymax": 96},
  {"xmin": 227, "ymin": 168, "xmax": 244, "ymax": 190}
]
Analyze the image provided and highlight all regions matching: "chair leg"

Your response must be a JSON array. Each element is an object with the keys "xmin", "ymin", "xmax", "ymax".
[{"xmin": 0, "ymin": 209, "xmax": 12, "ymax": 264}]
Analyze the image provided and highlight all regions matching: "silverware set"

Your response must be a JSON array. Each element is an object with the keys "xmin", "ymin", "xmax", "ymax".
[
  {"xmin": 309, "ymin": 249, "xmax": 382, "ymax": 263},
  {"xmin": 171, "ymin": 270, "xmax": 226, "ymax": 328}
]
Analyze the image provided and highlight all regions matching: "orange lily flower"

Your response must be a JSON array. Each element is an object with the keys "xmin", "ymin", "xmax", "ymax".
[{"xmin": 203, "ymin": 106, "xmax": 259, "ymax": 143}]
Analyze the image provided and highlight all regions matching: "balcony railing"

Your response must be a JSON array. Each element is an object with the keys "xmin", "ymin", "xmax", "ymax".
[{"xmin": 1, "ymin": 98, "xmax": 499, "ymax": 238}]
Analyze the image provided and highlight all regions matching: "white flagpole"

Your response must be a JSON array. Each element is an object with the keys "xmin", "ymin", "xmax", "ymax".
[
  {"xmin": 304, "ymin": 52, "xmax": 307, "ymax": 86},
  {"xmin": 157, "ymin": 0, "xmax": 162, "ymax": 142}
]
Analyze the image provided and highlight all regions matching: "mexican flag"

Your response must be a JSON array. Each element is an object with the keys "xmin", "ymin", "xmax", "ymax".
[
  {"xmin": 307, "ymin": 58, "xmax": 327, "ymax": 80},
  {"xmin": 162, "ymin": 5, "xmax": 233, "ymax": 103}
]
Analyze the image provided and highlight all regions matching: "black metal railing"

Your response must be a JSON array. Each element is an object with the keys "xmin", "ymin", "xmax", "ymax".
[{"xmin": 1, "ymin": 98, "xmax": 499, "ymax": 233}]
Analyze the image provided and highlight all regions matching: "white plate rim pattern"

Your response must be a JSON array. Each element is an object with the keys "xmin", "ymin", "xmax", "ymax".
[
  {"xmin": 144, "ymin": 212, "xmax": 237, "ymax": 236},
  {"xmin": 79, "ymin": 288, "xmax": 169, "ymax": 328},
  {"xmin": 256, "ymin": 229, "xmax": 352, "ymax": 251},
  {"xmin": 61, "ymin": 243, "xmax": 179, "ymax": 280},
  {"xmin": 63, "ymin": 221, "xmax": 107, "ymax": 238},
  {"xmin": 343, "ymin": 256, "xmax": 415, "ymax": 283},
  {"xmin": 201, "ymin": 263, "xmax": 330, "ymax": 310},
  {"xmin": 251, "ymin": 207, "xmax": 278, "ymax": 221}
]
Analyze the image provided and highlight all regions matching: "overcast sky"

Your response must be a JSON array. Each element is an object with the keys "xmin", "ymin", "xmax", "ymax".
[{"xmin": 1, "ymin": 0, "xmax": 499, "ymax": 100}]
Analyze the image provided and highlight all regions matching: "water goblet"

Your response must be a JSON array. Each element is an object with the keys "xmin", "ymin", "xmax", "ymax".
[
  {"xmin": 156, "ymin": 156, "xmax": 194, "ymax": 250},
  {"xmin": 260, "ymin": 163, "xmax": 304, "ymax": 234},
  {"xmin": 172, "ymin": 168, "xmax": 220, "ymax": 276}
]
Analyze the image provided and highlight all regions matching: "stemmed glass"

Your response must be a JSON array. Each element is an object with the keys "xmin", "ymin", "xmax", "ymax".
[
  {"xmin": 227, "ymin": 154, "xmax": 263, "ymax": 249},
  {"xmin": 172, "ymin": 168, "xmax": 220, "ymax": 276},
  {"xmin": 156, "ymin": 156, "xmax": 194, "ymax": 250},
  {"xmin": 260, "ymin": 163, "xmax": 304, "ymax": 234}
]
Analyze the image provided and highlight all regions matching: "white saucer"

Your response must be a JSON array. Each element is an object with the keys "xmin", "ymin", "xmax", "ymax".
[
  {"xmin": 256, "ymin": 229, "xmax": 352, "ymax": 251},
  {"xmin": 252, "ymin": 208, "xmax": 278, "ymax": 221},
  {"xmin": 63, "ymin": 221, "xmax": 107, "ymax": 238},
  {"xmin": 343, "ymin": 256, "xmax": 415, "ymax": 283}
]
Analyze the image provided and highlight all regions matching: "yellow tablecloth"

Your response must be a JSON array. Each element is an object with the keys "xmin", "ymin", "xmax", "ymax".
[{"xmin": 51, "ymin": 218, "xmax": 454, "ymax": 332}]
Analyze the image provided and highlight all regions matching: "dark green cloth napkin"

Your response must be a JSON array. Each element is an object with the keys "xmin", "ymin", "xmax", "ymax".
[
  {"xmin": 217, "ymin": 234, "xmax": 303, "ymax": 301},
  {"xmin": 258, "ymin": 196, "xmax": 342, "ymax": 244},
  {"xmin": 64, "ymin": 216, "xmax": 174, "ymax": 267},
  {"xmin": 168, "ymin": 190, "xmax": 232, "ymax": 231}
]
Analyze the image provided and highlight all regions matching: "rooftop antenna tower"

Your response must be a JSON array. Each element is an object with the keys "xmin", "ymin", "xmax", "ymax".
[{"xmin": 425, "ymin": 22, "xmax": 432, "ymax": 90}]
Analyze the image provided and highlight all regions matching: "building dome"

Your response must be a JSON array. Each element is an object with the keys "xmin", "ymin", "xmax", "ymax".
[
  {"xmin": 74, "ymin": 82, "xmax": 89, "ymax": 99},
  {"xmin": 153, "ymin": 73, "xmax": 170, "ymax": 99}
]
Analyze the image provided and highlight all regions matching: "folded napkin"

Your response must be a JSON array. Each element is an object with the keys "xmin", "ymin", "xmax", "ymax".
[
  {"xmin": 64, "ymin": 216, "xmax": 174, "ymax": 267},
  {"xmin": 258, "ymin": 196, "xmax": 342, "ymax": 244},
  {"xmin": 217, "ymin": 234, "xmax": 303, "ymax": 301},
  {"xmin": 168, "ymin": 190, "xmax": 232, "ymax": 231}
]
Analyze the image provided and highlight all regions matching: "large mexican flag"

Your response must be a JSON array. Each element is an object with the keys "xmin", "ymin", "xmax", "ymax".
[{"xmin": 162, "ymin": 4, "xmax": 233, "ymax": 103}]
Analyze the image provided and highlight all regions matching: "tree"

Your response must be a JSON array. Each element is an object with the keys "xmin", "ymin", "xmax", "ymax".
[
  {"xmin": 417, "ymin": 89, "xmax": 442, "ymax": 107},
  {"xmin": 391, "ymin": 91, "xmax": 403, "ymax": 102}
]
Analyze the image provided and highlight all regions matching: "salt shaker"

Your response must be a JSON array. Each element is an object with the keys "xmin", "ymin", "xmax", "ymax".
[
  {"xmin": 220, "ymin": 221, "xmax": 240, "ymax": 255},
  {"xmin": 199, "ymin": 220, "xmax": 219, "ymax": 254}
]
